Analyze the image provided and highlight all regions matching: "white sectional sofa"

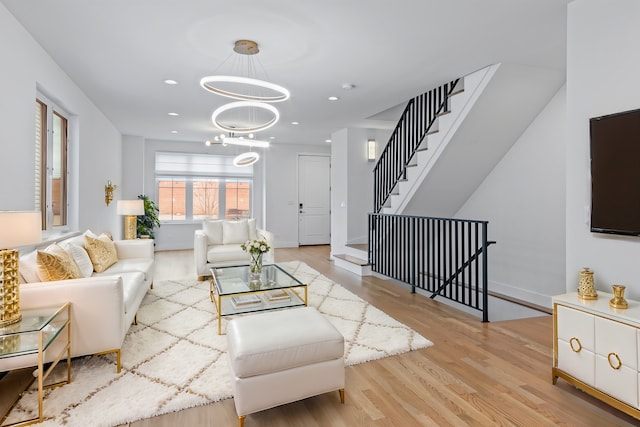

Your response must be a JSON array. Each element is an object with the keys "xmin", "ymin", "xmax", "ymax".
[
  {"xmin": 0, "ymin": 231, "xmax": 154, "ymax": 373},
  {"xmin": 194, "ymin": 218, "xmax": 274, "ymax": 280}
]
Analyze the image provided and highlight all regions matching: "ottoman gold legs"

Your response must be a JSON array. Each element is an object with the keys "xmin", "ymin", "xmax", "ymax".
[{"xmin": 237, "ymin": 389, "xmax": 345, "ymax": 426}]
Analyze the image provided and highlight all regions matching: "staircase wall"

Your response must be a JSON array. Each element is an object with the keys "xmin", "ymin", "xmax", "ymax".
[
  {"xmin": 401, "ymin": 63, "xmax": 565, "ymax": 217},
  {"xmin": 455, "ymin": 86, "xmax": 567, "ymax": 308}
]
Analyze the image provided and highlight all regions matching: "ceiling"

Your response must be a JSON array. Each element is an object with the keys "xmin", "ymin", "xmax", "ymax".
[{"xmin": 1, "ymin": 0, "xmax": 570, "ymax": 146}]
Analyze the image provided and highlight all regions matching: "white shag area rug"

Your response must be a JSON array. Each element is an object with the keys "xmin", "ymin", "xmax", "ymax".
[{"xmin": 6, "ymin": 261, "xmax": 432, "ymax": 427}]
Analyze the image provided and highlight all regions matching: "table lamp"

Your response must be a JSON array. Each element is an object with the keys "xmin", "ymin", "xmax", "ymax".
[
  {"xmin": 117, "ymin": 200, "xmax": 144, "ymax": 240},
  {"xmin": 0, "ymin": 211, "xmax": 42, "ymax": 327}
]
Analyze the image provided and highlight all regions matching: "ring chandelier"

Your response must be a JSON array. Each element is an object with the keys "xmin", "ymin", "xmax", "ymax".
[
  {"xmin": 206, "ymin": 133, "xmax": 270, "ymax": 148},
  {"xmin": 200, "ymin": 75, "xmax": 290, "ymax": 103},
  {"xmin": 211, "ymin": 101, "xmax": 279, "ymax": 133},
  {"xmin": 201, "ymin": 40, "xmax": 288, "ymax": 163},
  {"xmin": 233, "ymin": 151, "xmax": 260, "ymax": 167}
]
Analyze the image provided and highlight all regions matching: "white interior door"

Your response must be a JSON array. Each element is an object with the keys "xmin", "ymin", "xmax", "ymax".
[{"xmin": 298, "ymin": 155, "xmax": 330, "ymax": 245}]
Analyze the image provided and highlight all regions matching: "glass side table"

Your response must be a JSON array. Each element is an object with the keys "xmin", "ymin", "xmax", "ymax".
[{"xmin": 0, "ymin": 303, "xmax": 71, "ymax": 427}]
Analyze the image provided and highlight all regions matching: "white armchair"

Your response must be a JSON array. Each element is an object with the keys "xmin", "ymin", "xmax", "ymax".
[{"xmin": 194, "ymin": 218, "xmax": 274, "ymax": 280}]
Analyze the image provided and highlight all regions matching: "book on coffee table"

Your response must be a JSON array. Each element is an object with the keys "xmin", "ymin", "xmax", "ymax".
[
  {"xmin": 265, "ymin": 289, "xmax": 291, "ymax": 302},
  {"xmin": 231, "ymin": 294, "xmax": 262, "ymax": 308}
]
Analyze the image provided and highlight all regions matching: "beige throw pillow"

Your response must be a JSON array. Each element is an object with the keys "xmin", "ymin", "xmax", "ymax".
[
  {"xmin": 84, "ymin": 234, "xmax": 118, "ymax": 273},
  {"xmin": 36, "ymin": 243, "xmax": 82, "ymax": 282}
]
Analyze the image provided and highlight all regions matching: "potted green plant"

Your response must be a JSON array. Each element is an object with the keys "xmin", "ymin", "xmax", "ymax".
[{"xmin": 136, "ymin": 194, "xmax": 160, "ymax": 239}]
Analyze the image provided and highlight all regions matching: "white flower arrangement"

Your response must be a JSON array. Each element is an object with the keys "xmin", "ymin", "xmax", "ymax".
[{"xmin": 241, "ymin": 239, "xmax": 270, "ymax": 255}]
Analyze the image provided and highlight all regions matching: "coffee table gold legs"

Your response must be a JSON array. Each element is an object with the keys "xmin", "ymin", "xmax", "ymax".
[
  {"xmin": 238, "ymin": 415, "xmax": 246, "ymax": 427},
  {"xmin": 339, "ymin": 388, "xmax": 345, "ymax": 403}
]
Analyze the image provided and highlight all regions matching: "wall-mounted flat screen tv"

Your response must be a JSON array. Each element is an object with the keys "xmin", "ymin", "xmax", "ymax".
[{"xmin": 590, "ymin": 107, "xmax": 640, "ymax": 236}]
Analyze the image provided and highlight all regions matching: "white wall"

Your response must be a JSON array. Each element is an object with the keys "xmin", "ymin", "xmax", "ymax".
[
  {"xmin": 331, "ymin": 127, "xmax": 391, "ymax": 253},
  {"xmin": 0, "ymin": 4, "xmax": 122, "ymax": 237},
  {"xmin": 456, "ymin": 86, "xmax": 567, "ymax": 307},
  {"xmin": 347, "ymin": 128, "xmax": 391, "ymax": 244},
  {"xmin": 331, "ymin": 129, "xmax": 349, "ymax": 252},
  {"xmin": 566, "ymin": 0, "xmax": 640, "ymax": 299},
  {"xmin": 265, "ymin": 143, "xmax": 331, "ymax": 248}
]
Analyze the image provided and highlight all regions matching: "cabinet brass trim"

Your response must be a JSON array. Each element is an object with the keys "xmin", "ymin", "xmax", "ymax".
[
  {"xmin": 608, "ymin": 352, "xmax": 622, "ymax": 370},
  {"xmin": 569, "ymin": 337, "xmax": 582, "ymax": 353}
]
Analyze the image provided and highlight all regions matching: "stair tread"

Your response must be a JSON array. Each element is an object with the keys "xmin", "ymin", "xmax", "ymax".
[
  {"xmin": 345, "ymin": 243, "xmax": 368, "ymax": 251},
  {"xmin": 334, "ymin": 254, "xmax": 369, "ymax": 266}
]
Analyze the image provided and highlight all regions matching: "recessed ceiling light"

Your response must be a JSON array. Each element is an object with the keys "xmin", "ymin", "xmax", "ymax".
[
  {"xmin": 164, "ymin": 79, "xmax": 178, "ymax": 85},
  {"xmin": 342, "ymin": 83, "xmax": 355, "ymax": 90},
  {"xmin": 170, "ymin": 130, "xmax": 178, "ymax": 134},
  {"xmin": 325, "ymin": 139, "xmax": 332, "ymax": 143},
  {"xmin": 291, "ymin": 121, "xmax": 300, "ymax": 125},
  {"xmin": 269, "ymin": 136, "xmax": 275, "ymax": 140},
  {"xmin": 168, "ymin": 112, "xmax": 179, "ymax": 116},
  {"xmin": 328, "ymin": 96, "xmax": 339, "ymax": 101}
]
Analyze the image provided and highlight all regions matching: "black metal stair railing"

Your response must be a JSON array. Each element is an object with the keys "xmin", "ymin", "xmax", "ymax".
[
  {"xmin": 368, "ymin": 213, "xmax": 495, "ymax": 322},
  {"xmin": 373, "ymin": 79, "xmax": 460, "ymax": 213}
]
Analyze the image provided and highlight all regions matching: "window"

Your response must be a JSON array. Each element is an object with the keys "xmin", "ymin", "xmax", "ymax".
[
  {"xmin": 155, "ymin": 153, "xmax": 253, "ymax": 221},
  {"xmin": 35, "ymin": 97, "xmax": 69, "ymax": 230}
]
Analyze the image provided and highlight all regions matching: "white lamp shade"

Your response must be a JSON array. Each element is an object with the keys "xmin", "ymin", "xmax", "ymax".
[
  {"xmin": 0, "ymin": 211, "xmax": 42, "ymax": 248},
  {"xmin": 117, "ymin": 200, "xmax": 144, "ymax": 216}
]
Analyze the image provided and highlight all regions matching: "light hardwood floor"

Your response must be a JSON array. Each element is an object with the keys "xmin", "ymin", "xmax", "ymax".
[{"xmin": 124, "ymin": 246, "xmax": 640, "ymax": 427}]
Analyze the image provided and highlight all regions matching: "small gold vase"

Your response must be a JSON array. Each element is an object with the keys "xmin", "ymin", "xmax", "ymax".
[
  {"xmin": 609, "ymin": 285, "xmax": 628, "ymax": 309},
  {"xmin": 578, "ymin": 268, "xmax": 597, "ymax": 300}
]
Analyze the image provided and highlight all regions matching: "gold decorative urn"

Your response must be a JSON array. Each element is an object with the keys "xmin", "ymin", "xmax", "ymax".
[
  {"xmin": 578, "ymin": 268, "xmax": 598, "ymax": 300},
  {"xmin": 609, "ymin": 285, "xmax": 628, "ymax": 309}
]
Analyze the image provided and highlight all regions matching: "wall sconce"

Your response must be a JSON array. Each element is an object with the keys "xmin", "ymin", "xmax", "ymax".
[
  {"xmin": 105, "ymin": 180, "xmax": 117, "ymax": 206},
  {"xmin": 367, "ymin": 139, "xmax": 377, "ymax": 161},
  {"xmin": 117, "ymin": 200, "xmax": 144, "ymax": 239}
]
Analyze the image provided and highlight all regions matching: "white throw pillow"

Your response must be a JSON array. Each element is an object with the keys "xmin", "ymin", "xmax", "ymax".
[
  {"xmin": 222, "ymin": 220, "xmax": 249, "ymax": 245},
  {"xmin": 203, "ymin": 220, "xmax": 223, "ymax": 245},
  {"xmin": 247, "ymin": 218, "xmax": 257, "ymax": 241},
  {"xmin": 19, "ymin": 250, "xmax": 40, "ymax": 283},
  {"xmin": 64, "ymin": 243, "xmax": 94, "ymax": 278}
]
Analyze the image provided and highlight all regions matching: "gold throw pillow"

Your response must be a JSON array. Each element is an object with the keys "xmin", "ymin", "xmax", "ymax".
[
  {"xmin": 84, "ymin": 234, "xmax": 118, "ymax": 273},
  {"xmin": 36, "ymin": 243, "xmax": 82, "ymax": 282}
]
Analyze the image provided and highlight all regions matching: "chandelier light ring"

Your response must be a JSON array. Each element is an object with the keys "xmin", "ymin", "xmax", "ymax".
[
  {"xmin": 211, "ymin": 101, "xmax": 280, "ymax": 133},
  {"xmin": 233, "ymin": 151, "xmax": 260, "ymax": 167},
  {"xmin": 200, "ymin": 75, "xmax": 290, "ymax": 103}
]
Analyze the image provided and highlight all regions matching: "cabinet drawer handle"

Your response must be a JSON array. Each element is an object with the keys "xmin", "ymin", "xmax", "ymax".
[
  {"xmin": 569, "ymin": 337, "xmax": 582, "ymax": 353},
  {"xmin": 608, "ymin": 352, "xmax": 622, "ymax": 370}
]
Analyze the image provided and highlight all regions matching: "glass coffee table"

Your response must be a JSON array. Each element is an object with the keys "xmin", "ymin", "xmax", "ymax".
[{"xmin": 209, "ymin": 264, "xmax": 307, "ymax": 334}]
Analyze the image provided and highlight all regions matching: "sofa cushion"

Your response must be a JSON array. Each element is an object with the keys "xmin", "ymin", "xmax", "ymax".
[
  {"xmin": 227, "ymin": 307, "xmax": 344, "ymax": 378},
  {"xmin": 62, "ymin": 243, "xmax": 94, "ymax": 278},
  {"xmin": 203, "ymin": 220, "xmax": 223, "ymax": 245},
  {"xmin": 98, "ymin": 271, "xmax": 146, "ymax": 315},
  {"xmin": 207, "ymin": 245, "xmax": 248, "ymax": 263},
  {"xmin": 36, "ymin": 244, "xmax": 82, "ymax": 282},
  {"xmin": 84, "ymin": 234, "xmax": 118, "ymax": 273},
  {"xmin": 94, "ymin": 258, "xmax": 154, "ymax": 282},
  {"xmin": 222, "ymin": 220, "xmax": 249, "ymax": 245}
]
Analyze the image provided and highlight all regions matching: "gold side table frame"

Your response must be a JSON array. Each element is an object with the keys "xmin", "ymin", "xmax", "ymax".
[{"xmin": 0, "ymin": 302, "xmax": 71, "ymax": 427}]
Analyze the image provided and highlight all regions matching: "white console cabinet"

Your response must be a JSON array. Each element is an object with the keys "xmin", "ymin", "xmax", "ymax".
[{"xmin": 553, "ymin": 292, "xmax": 640, "ymax": 419}]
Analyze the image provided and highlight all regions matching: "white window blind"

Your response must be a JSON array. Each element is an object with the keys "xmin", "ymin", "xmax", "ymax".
[
  {"xmin": 155, "ymin": 152, "xmax": 253, "ymax": 177},
  {"xmin": 34, "ymin": 100, "xmax": 43, "ymax": 213}
]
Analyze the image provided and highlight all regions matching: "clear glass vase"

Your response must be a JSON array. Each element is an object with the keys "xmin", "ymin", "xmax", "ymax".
[{"xmin": 249, "ymin": 252, "xmax": 263, "ymax": 290}]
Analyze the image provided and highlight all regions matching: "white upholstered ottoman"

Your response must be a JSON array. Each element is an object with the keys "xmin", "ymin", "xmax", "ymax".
[{"xmin": 226, "ymin": 307, "xmax": 345, "ymax": 427}]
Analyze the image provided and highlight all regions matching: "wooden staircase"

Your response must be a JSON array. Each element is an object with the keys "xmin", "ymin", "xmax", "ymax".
[{"xmin": 332, "ymin": 244, "xmax": 371, "ymax": 276}]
